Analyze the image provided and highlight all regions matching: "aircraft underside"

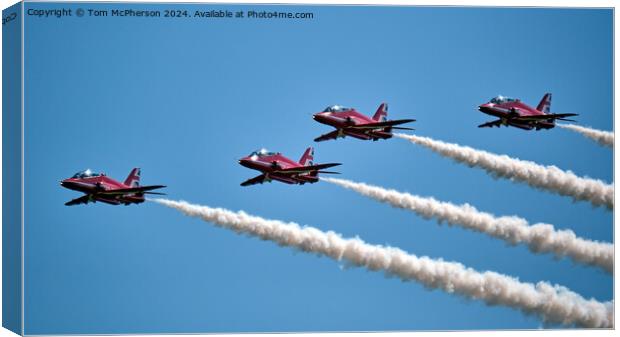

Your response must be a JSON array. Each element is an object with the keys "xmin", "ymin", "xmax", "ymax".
[
  {"xmin": 241, "ymin": 172, "xmax": 320, "ymax": 186},
  {"xmin": 343, "ymin": 128, "xmax": 392, "ymax": 140},
  {"xmin": 269, "ymin": 173, "xmax": 319, "ymax": 185},
  {"xmin": 314, "ymin": 126, "xmax": 397, "ymax": 142},
  {"xmin": 66, "ymin": 193, "xmax": 146, "ymax": 206},
  {"xmin": 479, "ymin": 106, "xmax": 559, "ymax": 131},
  {"xmin": 479, "ymin": 114, "xmax": 556, "ymax": 131},
  {"xmin": 508, "ymin": 120, "xmax": 555, "ymax": 131}
]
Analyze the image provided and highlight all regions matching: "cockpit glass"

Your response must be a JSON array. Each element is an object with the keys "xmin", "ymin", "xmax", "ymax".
[
  {"xmin": 71, "ymin": 169, "xmax": 100, "ymax": 179},
  {"xmin": 490, "ymin": 96, "xmax": 515, "ymax": 104},
  {"xmin": 323, "ymin": 105, "xmax": 351, "ymax": 113},
  {"xmin": 250, "ymin": 149, "xmax": 277, "ymax": 157}
]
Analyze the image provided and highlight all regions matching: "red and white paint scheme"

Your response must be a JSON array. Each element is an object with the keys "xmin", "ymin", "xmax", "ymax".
[
  {"xmin": 60, "ymin": 168, "xmax": 166, "ymax": 206},
  {"xmin": 477, "ymin": 93, "xmax": 578, "ymax": 130},
  {"xmin": 312, "ymin": 103, "xmax": 415, "ymax": 142},
  {"xmin": 238, "ymin": 147, "xmax": 341, "ymax": 186}
]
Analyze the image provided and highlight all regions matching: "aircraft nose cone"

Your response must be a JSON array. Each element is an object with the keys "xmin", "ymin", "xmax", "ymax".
[
  {"xmin": 313, "ymin": 113, "xmax": 327, "ymax": 121},
  {"xmin": 60, "ymin": 179, "xmax": 82, "ymax": 191},
  {"xmin": 238, "ymin": 157, "xmax": 252, "ymax": 168},
  {"xmin": 478, "ymin": 103, "xmax": 492, "ymax": 111}
]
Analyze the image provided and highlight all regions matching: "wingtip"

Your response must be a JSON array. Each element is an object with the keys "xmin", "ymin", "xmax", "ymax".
[
  {"xmin": 144, "ymin": 191, "xmax": 167, "ymax": 195},
  {"xmin": 392, "ymin": 127, "xmax": 415, "ymax": 131},
  {"xmin": 319, "ymin": 171, "xmax": 341, "ymax": 174}
]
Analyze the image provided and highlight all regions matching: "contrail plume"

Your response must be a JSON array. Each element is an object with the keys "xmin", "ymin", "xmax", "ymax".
[
  {"xmin": 558, "ymin": 124, "xmax": 613, "ymax": 148},
  {"xmin": 152, "ymin": 198, "xmax": 613, "ymax": 328},
  {"xmin": 322, "ymin": 177, "xmax": 613, "ymax": 273},
  {"xmin": 394, "ymin": 133, "xmax": 613, "ymax": 210}
]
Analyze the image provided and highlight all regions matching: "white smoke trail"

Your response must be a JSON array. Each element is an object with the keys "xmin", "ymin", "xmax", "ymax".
[
  {"xmin": 152, "ymin": 198, "xmax": 613, "ymax": 328},
  {"xmin": 558, "ymin": 124, "xmax": 614, "ymax": 148},
  {"xmin": 394, "ymin": 134, "xmax": 613, "ymax": 210},
  {"xmin": 322, "ymin": 177, "xmax": 613, "ymax": 273}
]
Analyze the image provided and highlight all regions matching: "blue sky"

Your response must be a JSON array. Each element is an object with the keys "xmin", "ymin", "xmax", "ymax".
[{"xmin": 22, "ymin": 3, "xmax": 612, "ymax": 334}]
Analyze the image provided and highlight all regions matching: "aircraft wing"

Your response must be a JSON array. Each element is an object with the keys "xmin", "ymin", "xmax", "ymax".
[
  {"xmin": 241, "ymin": 174, "xmax": 268, "ymax": 187},
  {"xmin": 98, "ymin": 185, "xmax": 167, "ymax": 195},
  {"xmin": 65, "ymin": 195, "xmax": 91, "ymax": 206},
  {"xmin": 275, "ymin": 163, "xmax": 341, "ymax": 174},
  {"xmin": 314, "ymin": 130, "xmax": 340, "ymax": 142},
  {"xmin": 516, "ymin": 113, "xmax": 578, "ymax": 121},
  {"xmin": 348, "ymin": 119, "xmax": 416, "ymax": 129},
  {"xmin": 478, "ymin": 120, "xmax": 503, "ymax": 128}
]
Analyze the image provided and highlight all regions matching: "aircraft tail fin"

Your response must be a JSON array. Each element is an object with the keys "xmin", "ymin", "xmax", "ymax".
[
  {"xmin": 536, "ymin": 93, "xmax": 552, "ymax": 114},
  {"xmin": 298, "ymin": 147, "xmax": 314, "ymax": 166},
  {"xmin": 124, "ymin": 168, "xmax": 141, "ymax": 187},
  {"xmin": 372, "ymin": 103, "xmax": 388, "ymax": 122}
]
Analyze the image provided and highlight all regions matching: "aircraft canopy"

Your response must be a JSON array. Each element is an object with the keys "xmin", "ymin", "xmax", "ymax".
[
  {"xmin": 323, "ymin": 105, "xmax": 352, "ymax": 113},
  {"xmin": 490, "ymin": 96, "xmax": 517, "ymax": 104},
  {"xmin": 250, "ymin": 149, "xmax": 278, "ymax": 157},
  {"xmin": 71, "ymin": 169, "xmax": 102, "ymax": 179}
]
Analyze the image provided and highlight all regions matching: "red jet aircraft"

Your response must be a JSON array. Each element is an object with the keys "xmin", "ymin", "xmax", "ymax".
[
  {"xmin": 478, "ymin": 93, "xmax": 577, "ymax": 130},
  {"xmin": 60, "ymin": 168, "xmax": 166, "ymax": 206},
  {"xmin": 238, "ymin": 147, "xmax": 341, "ymax": 186},
  {"xmin": 312, "ymin": 103, "xmax": 415, "ymax": 142}
]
